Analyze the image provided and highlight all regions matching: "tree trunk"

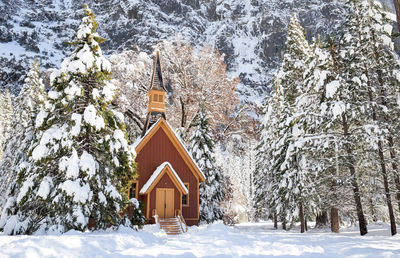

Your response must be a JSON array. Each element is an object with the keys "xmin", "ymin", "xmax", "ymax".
[
  {"xmin": 282, "ymin": 221, "xmax": 287, "ymax": 231},
  {"xmin": 180, "ymin": 97, "xmax": 186, "ymax": 128},
  {"xmin": 273, "ymin": 213, "xmax": 278, "ymax": 229},
  {"xmin": 330, "ymin": 207, "xmax": 340, "ymax": 233},
  {"xmin": 388, "ymin": 136, "xmax": 400, "ymax": 212},
  {"xmin": 305, "ymin": 218, "xmax": 308, "ymax": 232},
  {"xmin": 315, "ymin": 211, "xmax": 329, "ymax": 228},
  {"xmin": 377, "ymin": 140, "xmax": 397, "ymax": 235},
  {"xmin": 299, "ymin": 202, "xmax": 305, "ymax": 233},
  {"xmin": 394, "ymin": 0, "xmax": 400, "ymax": 33},
  {"xmin": 369, "ymin": 197, "xmax": 378, "ymax": 223},
  {"xmin": 369, "ymin": 29, "xmax": 397, "ymax": 235},
  {"xmin": 364, "ymin": 56, "xmax": 397, "ymax": 235},
  {"xmin": 341, "ymin": 113, "xmax": 368, "ymax": 236}
]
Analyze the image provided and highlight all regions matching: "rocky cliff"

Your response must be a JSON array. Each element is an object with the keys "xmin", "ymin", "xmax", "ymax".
[{"xmin": 0, "ymin": 0, "xmax": 393, "ymax": 103}]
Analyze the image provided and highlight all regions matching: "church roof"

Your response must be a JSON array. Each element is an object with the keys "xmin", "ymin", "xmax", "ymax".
[
  {"xmin": 133, "ymin": 118, "xmax": 206, "ymax": 182},
  {"xmin": 149, "ymin": 51, "xmax": 167, "ymax": 92},
  {"xmin": 139, "ymin": 162, "xmax": 188, "ymax": 195}
]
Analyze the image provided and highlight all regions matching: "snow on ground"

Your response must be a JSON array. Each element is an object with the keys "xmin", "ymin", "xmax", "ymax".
[{"xmin": 0, "ymin": 221, "xmax": 399, "ymax": 257}]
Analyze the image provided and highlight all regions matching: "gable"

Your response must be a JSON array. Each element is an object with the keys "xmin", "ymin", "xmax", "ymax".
[
  {"xmin": 134, "ymin": 118, "xmax": 205, "ymax": 182},
  {"xmin": 140, "ymin": 162, "xmax": 188, "ymax": 195}
]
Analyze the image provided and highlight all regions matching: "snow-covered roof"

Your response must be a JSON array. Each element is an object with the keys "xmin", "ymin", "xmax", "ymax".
[
  {"xmin": 132, "ymin": 118, "xmax": 205, "ymax": 181},
  {"xmin": 139, "ymin": 162, "xmax": 188, "ymax": 195},
  {"xmin": 165, "ymin": 120, "xmax": 205, "ymax": 180},
  {"xmin": 132, "ymin": 118, "xmax": 161, "ymax": 150}
]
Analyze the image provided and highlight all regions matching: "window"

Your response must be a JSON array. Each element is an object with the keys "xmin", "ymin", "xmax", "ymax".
[
  {"xmin": 182, "ymin": 183, "xmax": 189, "ymax": 207},
  {"xmin": 128, "ymin": 181, "xmax": 138, "ymax": 199},
  {"xmin": 158, "ymin": 94, "xmax": 163, "ymax": 102},
  {"xmin": 153, "ymin": 94, "xmax": 158, "ymax": 102}
]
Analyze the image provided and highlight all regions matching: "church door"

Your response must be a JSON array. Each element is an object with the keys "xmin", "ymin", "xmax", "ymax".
[{"xmin": 156, "ymin": 188, "xmax": 174, "ymax": 218}]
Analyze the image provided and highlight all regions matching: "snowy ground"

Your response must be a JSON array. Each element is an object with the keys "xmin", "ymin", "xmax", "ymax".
[{"xmin": 0, "ymin": 221, "xmax": 399, "ymax": 257}]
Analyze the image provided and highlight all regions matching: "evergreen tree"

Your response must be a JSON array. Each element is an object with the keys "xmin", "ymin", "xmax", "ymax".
[
  {"xmin": 253, "ymin": 94, "xmax": 277, "ymax": 223},
  {"xmin": 0, "ymin": 5, "xmax": 137, "ymax": 235},
  {"xmin": 267, "ymin": 13, "xmax": 313, "ymax": 232},
  {"xmin": 190, "ymin": 106, "xmax": 223, "ymax": 223},
  {"xmin": 0, "ymin": 89, "xmax": 13, "ymax": 158},
  {"xmin": 0, "ymin": 60, "xmax": 46, "ymax": 207},
  {"xmin": 361, "ymin": 0, "xmax": 400, "ymax": 235}
]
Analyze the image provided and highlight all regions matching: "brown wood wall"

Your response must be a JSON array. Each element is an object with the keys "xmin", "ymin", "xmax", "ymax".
[{"xmin": 136, "ymin": 127, "xmax": 199, "ymax": 224}]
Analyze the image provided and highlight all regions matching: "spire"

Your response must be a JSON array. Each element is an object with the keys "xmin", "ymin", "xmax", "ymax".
[
  {"xmin": 142, "ymin": 51, "xmax": 168, "ymax": 136},
  {"xmin": 150, "ymin": 51, "xmax": 167, "ymax": 92}
]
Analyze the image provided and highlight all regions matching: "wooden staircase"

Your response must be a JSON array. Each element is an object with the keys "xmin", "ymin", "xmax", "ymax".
[
  {"xmin": 153, "ymin": 209, "xmax": 188, "ymax": 235},
  {"xmin": 159, "ymin": 217, "xmax": 184, "ymax": 235}
]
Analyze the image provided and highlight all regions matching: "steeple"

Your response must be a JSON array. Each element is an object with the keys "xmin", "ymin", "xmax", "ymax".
[{"xmin": 142, "ymin": 51, "xmax": 167, "ymax": 136}]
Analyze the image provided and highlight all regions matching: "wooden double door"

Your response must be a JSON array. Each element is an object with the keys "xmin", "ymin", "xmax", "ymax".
[{"xmin": 156, "ymin": 188, "xmax": 174, "ymax": 218}]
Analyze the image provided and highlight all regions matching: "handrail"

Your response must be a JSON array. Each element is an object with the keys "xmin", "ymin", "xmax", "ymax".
[
  {"xmin": 152, "ymin": 209, "xmax": 159, "ymax": 225},
  {"xmin": 178, "ymin": 214, "xmax": 187, "ymax": 233},
  {"xmin": 175, "ymin": 209, "xmax": 181, "ymax": 217}
]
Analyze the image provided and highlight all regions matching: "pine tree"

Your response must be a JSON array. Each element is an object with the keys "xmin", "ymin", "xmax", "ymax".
[
  {"xmin": 0, "ymin": 89, "xmax": 13, "ymax": 158},
  {"xmin": 361, "ymin": 0, "xmax": 400, "ymax": 235},
  {"xmin": 267, "ymin": 13, "xmax": 313, "ymax": 232},
  {"xmin": 317, "ymin": 0, "xmax": 371, "ymax": 235},
  {"xmin": 0, "ymin": 5, "xmax": 137, "ymax": 235},
  {"xmin": 189, "ymin": 106, "xmax": 224, "ymax": 223},
  {"xmin": 300, "ymin": 37, "xmax": 349, "ymax": 233},
  {"xmin": 253, "ymin": 94, "xmax": 277, "ymax": 222},
  {"xmin": 0, "ymin": 60, "xmax": 46, "ymax": 207}
]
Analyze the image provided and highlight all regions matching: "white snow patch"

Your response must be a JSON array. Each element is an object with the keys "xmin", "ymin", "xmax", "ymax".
[
  {"xmin": 59, "ymin": 180, "xmax": 90, "ymax": 204},
  {"xmin": 36, "ymin": 176, "xmax": 53, "ymax": 200},
  {"xmin": 80, "ymin": 151, "xmax": 97, "ymax": 176},
  {"xmin": 83, "ymin": 104, "xmax": 105, "ymax": 131}
]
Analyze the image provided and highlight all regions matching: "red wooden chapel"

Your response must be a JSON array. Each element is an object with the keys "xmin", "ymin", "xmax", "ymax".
[{"xmin": 129, "ymin": 51, "xmax": 205, "ymax": 227}]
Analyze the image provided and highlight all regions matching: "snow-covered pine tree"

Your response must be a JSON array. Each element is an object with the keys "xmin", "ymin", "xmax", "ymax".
[
  {"xmin": 300, "ymin": 37, "xmax": 351, "ymax": 233},
  {"xmin": 0, "ymin": 60, "xmax": 46, "ymax": 207},
  {"xmin": 253, "ymin": 94, "xmax": 277, "ymax": 223},
  {"xmin": 369, "ymin": 1, "xmax": 400, "ymax": 219},
  {"xmin": 360, "ymin": 0, "xmax": 400, "ymax": 235},
  {"xmin": 190, "ymin": 105, "xmax": 223, "ymax": 223},
  {"xmin": 0, "ymin": 5, "xmax": 137, "ymax": 235},
  {"xmin": 318, "ymin": 0, "xmax": 371, "ymax": 235},
  {"xmin": 267, "ymin": 13, "xmax": 312, "ymax": 232},
  {"xmin": 0, "ymin": 89, "xmax": 13, "ymax": 158}
]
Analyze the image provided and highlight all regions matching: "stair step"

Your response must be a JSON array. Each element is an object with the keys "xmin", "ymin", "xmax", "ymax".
[{"xmin": 157, "ymin": 216, "xmax": 186, "ymax": 235}]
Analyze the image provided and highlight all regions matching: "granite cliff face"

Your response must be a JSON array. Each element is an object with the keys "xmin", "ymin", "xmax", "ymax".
[{"xmin": 0, "ymin": 0, "xmax": 392, "ymax": 103}]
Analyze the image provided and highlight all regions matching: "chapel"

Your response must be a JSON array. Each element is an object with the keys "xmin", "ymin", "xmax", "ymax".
[{"xmin": 128, "ymin": 51, "xmax": 205, "ymax": 230}]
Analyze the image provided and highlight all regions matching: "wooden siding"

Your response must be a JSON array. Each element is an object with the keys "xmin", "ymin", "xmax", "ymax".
[{"xmin": 136, "ymin": 126, "xmax": 199, "ymax": 224}]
